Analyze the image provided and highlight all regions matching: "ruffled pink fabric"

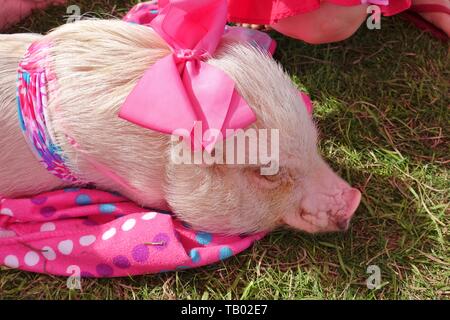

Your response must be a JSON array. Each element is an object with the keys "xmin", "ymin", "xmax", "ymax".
[{"xmin": 227, "ymin": 0, "xmax": 412, "ymax": 24}]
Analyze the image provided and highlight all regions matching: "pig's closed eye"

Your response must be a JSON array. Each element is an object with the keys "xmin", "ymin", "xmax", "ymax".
[
  {"xmin": 260, "ymin": 173, "xmax": 282, "ymax": 188},
  {"xmin": 264, "ymin": 167, "xmax": 296, "ymax": 184},
  {"xmin": 248, "ymin": 168, "xmax": 284, "ymax": 189},
  {"xmin": 262, "ymin": 174, "xmax": 280, "ymax": 182}
]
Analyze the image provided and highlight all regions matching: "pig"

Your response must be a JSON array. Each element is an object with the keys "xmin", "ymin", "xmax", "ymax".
[{"xmin": 0, "ymin": 19, "xmax": 361, "ymax": 235}]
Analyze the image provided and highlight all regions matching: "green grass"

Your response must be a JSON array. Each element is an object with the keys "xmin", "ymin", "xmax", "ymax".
[{"xmin": 1, "ymin": 1, "xmax": 449, "ymax": 300}]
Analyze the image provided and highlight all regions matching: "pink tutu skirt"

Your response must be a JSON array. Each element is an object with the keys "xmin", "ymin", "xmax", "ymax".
[{"xmin": 227, "ymin": 0, "xmax": 412, "ymax": 24}]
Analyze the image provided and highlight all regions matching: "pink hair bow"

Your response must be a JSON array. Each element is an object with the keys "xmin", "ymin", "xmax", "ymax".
[{"xmin": 119, "ymin": 0, "xmax": 256, "ymax": 151}]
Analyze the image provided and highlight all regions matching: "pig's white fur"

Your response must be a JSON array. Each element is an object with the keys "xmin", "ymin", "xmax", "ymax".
[{"xmin": 0, "ymin": 20, "xmax": 358, "ymax": 234}]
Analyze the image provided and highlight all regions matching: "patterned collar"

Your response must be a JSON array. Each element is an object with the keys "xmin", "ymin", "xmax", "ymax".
[{"xmin": 17, "ymin": 40, "xmax": 79, "ymax": 183}]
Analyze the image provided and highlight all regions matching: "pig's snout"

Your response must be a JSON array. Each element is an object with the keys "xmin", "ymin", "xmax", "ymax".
[
  {"xmin": 335, "ymin": 188, "xmax": 361, "ymax": 230},
  {"xmin": 296, "ymin": 186, "xmax": 361, "ymax": 233},
  {"xmin": 283, "ymin": 159, "xmax": 362, "ymax": 233}
]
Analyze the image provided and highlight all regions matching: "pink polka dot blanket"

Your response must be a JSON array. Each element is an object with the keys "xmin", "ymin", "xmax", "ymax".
[
  {"xmin": 1, "ymin": 1, "xmax": 312, "ymax": 277},
  {"xmin": 0, "ymin": 188, "xmax": 265, "ymax": 277}
]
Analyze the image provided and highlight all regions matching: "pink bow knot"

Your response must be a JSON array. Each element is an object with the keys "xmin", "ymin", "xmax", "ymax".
[
  {"xmin": 119, "ymin": 0, "xmax": 256, "ymax": 152},
  {"xmin": 175, "ymin": 49, "xmax": 207, "ymax": 61}
]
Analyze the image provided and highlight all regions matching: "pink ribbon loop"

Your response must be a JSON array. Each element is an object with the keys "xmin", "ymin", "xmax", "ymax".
[{"xmin": 119, "ymin": 0, "xmax": 256, "ymax": 151}]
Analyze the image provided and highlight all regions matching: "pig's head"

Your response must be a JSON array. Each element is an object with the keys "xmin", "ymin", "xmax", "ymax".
[{"xmin": 164, "ymin": 41, "xmax": 361, "ymax": 235}]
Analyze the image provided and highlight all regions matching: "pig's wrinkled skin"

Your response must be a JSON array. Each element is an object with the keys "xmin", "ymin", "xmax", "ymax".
[{"xmin": 0, "ymin": 20, "xmax": 361, "ymax": 235}]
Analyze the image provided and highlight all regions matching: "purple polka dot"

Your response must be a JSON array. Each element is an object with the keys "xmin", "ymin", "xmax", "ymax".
[
  {"xmin": 96, "ymin": 263, "xmax": 113, "ymax": 277},
  {"xmin": 113, "ymin": 255, "xmax": 131, "ymax": 269},
  {"xmin": 152, "ymin": 233, "xmax": 170, "ymax": 251},
  {"xmin": 80, "ymin": 271, "xmax": 95, "ymax": 278},
  {"xmin": 82, "ymin": 219, "xmax": 99, "ymax": 226},
  {"xmin": 132, "ymin": 244, "xmax": 149, "ymax": 263},
  {"xmin": 31, "ymin": 196, "xmax": 47, "ymax": 205},
  {"xmin": 109, "ymin": 191, "xmax": 122, "ymax": 197},
  {"xmin": 40, "ymin": 206, "xmax": 56, "ymax": 218}
]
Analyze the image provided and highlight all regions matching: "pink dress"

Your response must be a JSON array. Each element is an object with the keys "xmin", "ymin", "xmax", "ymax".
[{"xmin": 227, "ymin": 0, "xmax": 412, "ymax": 24}]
